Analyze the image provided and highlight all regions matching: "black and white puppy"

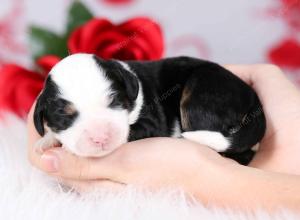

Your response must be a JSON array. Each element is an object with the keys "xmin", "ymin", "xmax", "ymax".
[{"xmin": 34, "ymin": 54, "xmax": 266, "ymax": 164}]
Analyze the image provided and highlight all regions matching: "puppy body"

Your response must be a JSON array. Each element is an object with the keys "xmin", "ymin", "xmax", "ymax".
[
  {"xmin": 34, "ymin": 54, "xmax": 266, "ymax": 164},
  {"xmin": 126, "ymin": 58, "xmax": 265, "ymax": 160}
]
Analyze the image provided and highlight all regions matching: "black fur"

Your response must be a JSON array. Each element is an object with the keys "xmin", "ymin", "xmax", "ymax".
[
  {"xmin": 34, "ymin": 95, "xmax": 45, "ymax": 136},
  {"xmin": 34, "ymin": 56, "xmax": 266, "ymax": 164},
  {"xmin": 221, "ymin": 149, "xmax": 255, "ymax": 166},
  {"xmin": 125, "ymin": 57, "xmax": 266, "ymax": 164},
  {"xmin": 34, "ymin": 76, "xmax": 79, "ymax": 136},
  {"xmin": 94, "ymin": 56, "xmax": 139, "ymax": 111}
]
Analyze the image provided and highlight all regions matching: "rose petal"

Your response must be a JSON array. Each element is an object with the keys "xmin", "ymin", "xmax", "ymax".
[
  {"xmin": 0, "ymin": 64, "xmax": 45, "ymax": 117},
  {"xmin": 101, "ymin": 0, "xmax": 134, "ymax": 5},
  {"xmin": 68, "ymin": 27, "xmax": 84, "ymax": 54},
  {"xmin": 119, "ymin": 17, "xmax": 164, "ymax": 58},
  {"xmin": 80, "ymin": 18, "xmax": 114, "ymax": 51},
  {"xmin": 115, "ymin": 45, "xmax": 143, "ymax": 60},
  {"xmin": 68, "ymin": 17, "xmax": 164, "ymax": 60},
  {"xmin": 92, "ymin": 31, "xmax": 126, "ymax": 54},
  {"xmin": 268, "ymin": 38, "xmax": 300, "ymax": 69},
  {"xmin": 36, "ymin": 55, "xmax": 61, "ymax": 74}
]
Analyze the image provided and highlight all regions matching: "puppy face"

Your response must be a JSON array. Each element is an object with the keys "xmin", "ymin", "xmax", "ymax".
[{"xmin": 34, "ymin": 54, "xmax": 142, "ymax": 157}]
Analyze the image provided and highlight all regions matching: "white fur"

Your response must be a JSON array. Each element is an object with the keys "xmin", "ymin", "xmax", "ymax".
[
  {"xmin": 182, "ymin": 130, "xmax": 231, "ymax": 152},
  {"xmin": 171, "ymin": 119, "xmax": 181, "ymax": 137},
  {"xmin": 128, "ymin": 81, "xmax": 143, "ymax": 125},
  {"xmin": 35, "ymin": 129, "xmax": 58, "ymax": 153},
  {"xmin": 117, "ymin": 60, "xmax": 134, "ymax": 74},
  {"xmin": 118, "ymin": 61, "xmax": 144, "ymax": 125},
  {"xmin": 252, "ymin": 143, "xmax": 260, "ymax": 152},
  {"xmin": 0, "ymin": 113, "xmax": 297, "ymax": 219},
  {"xmin": 47, "ymin": 54, "xmax": 131, "ymax": 157},
  {"xmin": 51, "ymin": 54, "xmax": 113, "ymax": 111}
]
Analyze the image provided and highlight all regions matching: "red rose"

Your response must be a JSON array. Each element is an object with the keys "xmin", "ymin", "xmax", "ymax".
[
  {"xmin": 281, "ymin": 0, "xmax": 300, "ymax": 31},
  {"xmin": 268, "ymin": 38, "xmax": 300, "ymax": 69},
  {"xmin": 101, "ymin": 0, "xmax": 134, "ymax": 5},
  {"xmin": 0, "ymin": 64, "xmax": 44, "ymax": 117},
  {"xmin": 68, "ymin": 17, "xmax": 164, "ymax": 60},
  {"xmin": 36, "ymin": 55, "xmax": 61, "ymax": 74},
  {"xmin": 0, "ymin": 55, "xmax": 60, "ymax": 117}
]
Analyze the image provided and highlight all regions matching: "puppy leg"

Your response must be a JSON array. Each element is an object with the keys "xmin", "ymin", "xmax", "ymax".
[
  {"xmin": 181, "ymin": 130, "xmax": 230, "ymax": 152},
  {"xmin": 180, "ymin": 70, "xmax": 265, "ymax": 156},
  {"xmin": 179, "ymin": 75, "xmax": 232, "ymax": 152}
]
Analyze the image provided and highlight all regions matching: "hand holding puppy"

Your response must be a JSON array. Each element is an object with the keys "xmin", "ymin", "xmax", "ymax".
[
  {"xmin": 32, "ymin": 55, "xmax": 265, "ymax": 162},
  {"xmin": 225, "ymin": 64, "xmax": 300, "ymax": 174},
  {"xmin": 28, "ymin": 64, "xmax": 300, "ymax": 211}
]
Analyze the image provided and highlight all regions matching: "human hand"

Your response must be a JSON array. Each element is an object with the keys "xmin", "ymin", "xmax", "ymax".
[
  {"xmin": 27, "ymin": 64, "xmax": 300, "ymax": 210},
  {"xmin": 225, "ymin": 64, "xmax": 300, "ymax": 174},
  {"xmin": 27, "ymin": 104, "xmax": 236, "ymax": 200}
]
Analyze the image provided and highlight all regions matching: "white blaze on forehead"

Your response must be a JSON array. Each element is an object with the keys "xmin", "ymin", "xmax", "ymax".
[{"xmin": 50, "ymin": 53, "xmax": 112, "ymax": 112}]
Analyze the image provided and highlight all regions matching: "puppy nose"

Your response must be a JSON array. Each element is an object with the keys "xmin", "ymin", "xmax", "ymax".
[
  {"xmin": 89, "ymin": 135, "xmax": 108, "ymax": 146},
  {"xmin": 84, "ymin": 129, "xmax": 110, "ymax": 149}
]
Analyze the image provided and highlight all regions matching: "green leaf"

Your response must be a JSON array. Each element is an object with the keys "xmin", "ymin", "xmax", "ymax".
[
  {"xmin": 66, "ymin": 1, "xmax": 93, "ymax": 34},
  {"xmin": 29, "ymin": 26, "xmax": 68, "ymax": 60},
  {"xmin": 28, "ymin": 1, "xmax": 93, "ymax": 60}
]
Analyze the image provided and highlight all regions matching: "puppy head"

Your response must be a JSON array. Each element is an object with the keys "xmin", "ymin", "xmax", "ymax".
[{"xmin": 34, "ymin": 53, "xmax": 142, "ymax": 157}]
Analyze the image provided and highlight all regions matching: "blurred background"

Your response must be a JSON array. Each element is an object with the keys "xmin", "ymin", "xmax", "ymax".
[{"xmin": 0, "ymin": 0, "xmax": 299, "ymax": 116}]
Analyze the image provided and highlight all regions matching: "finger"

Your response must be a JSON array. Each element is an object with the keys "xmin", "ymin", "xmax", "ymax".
[
  {"xmin": 39, "ymin": 147, "xmax": 124, "ymax": 181},
  {"xmin": 224, "ymin": 64, "xmax": 252, "ymax": 85},
  {"xmin": 58, "ymin": 178, "xmax": 125, "ymax": 194},
  {"xmin": 224, "ymin": 64, "xmax": 286, "ymax": 90},
  {"xmin": 226, "ymin": 64, "xmax": 300, "ymax": 151},
  {"xmin": 225, "ymin": 64, "xmax": 300, "ymax": 118},
  {"xmin": 225, "ymin": 64, "xmax": 299, "ymax": 96}
]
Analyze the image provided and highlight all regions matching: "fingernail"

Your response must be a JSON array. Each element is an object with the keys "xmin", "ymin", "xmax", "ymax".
[{"xmin": 41, "ymin": 151, "xmax": 59, "ymax": 172}]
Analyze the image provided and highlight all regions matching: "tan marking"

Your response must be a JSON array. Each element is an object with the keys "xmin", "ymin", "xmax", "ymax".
[
  {"xmin": 64, "ymin": 104, "xmax": 76, "ymax": 115},
  {"xmin": 180, "ymin": 87, "xmax": 192, "ymax": 130}
]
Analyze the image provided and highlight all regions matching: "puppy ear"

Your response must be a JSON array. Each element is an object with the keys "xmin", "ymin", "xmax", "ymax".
[
  {"xmin": 93, "ymin": 56, "xmax": 139, "ymax": 101},
  {"xmin": 119, "ymin": 70, "xmax": 139, "ymax": 101},
  {"xmin": 33, "ymin": 95, "xmax": 45, "ymax": 136}
]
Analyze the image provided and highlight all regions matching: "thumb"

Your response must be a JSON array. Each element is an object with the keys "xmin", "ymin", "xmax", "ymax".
[{"xmin": 40, "ymin": 147, "xmax": 123, "ymax": 181}]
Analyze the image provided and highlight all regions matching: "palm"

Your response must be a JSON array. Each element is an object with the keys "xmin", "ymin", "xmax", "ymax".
[{"xmin": 225, "ymin": 65, "xmax": 300, "ymax": 174}]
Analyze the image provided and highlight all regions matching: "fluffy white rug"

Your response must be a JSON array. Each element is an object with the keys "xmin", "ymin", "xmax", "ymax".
[{"xmin": 0, "ymin": 113, "xmax": 298, "ymax": 220}]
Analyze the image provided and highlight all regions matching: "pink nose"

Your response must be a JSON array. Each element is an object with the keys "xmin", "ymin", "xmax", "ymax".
[
  {"xmin": 84, "ymin": 129, "xmax": 110, "ymax": 149},
  {"xmin": 89, "ymin": 135, "xmax": 108, "ymax": 146}
]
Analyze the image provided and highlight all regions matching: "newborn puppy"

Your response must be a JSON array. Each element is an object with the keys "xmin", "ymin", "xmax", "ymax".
[{"xmin": 34, "ymin": 54, "xmax": 266, "ymax": 164}]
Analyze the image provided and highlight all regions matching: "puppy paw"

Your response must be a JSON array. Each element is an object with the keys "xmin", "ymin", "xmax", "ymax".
[
  {"xmin": 34, "ymin": 132, "xmax": 60, "ymax": 154},
  {"xmin": 181, "ymin": 130, "xmax": 231, "ymax": 152}
]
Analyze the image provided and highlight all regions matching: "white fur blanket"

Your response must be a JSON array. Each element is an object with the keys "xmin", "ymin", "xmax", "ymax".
[{"xmin": 0, "ymin": 113, "xmax": 298, "ymax": 220}]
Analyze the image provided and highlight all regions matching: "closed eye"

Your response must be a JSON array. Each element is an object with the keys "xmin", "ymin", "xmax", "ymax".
[{"xmin": 44, "ymin": 99, "xmax": 79, "ymax": 132}]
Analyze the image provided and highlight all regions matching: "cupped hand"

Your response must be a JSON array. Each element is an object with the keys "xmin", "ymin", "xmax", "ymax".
[
  {"xmin": 27, "ymin": 64, "xmax": 300, "ymax": 199},
  {"xmin": 225, "ymin": 64, "xmax": 300, "ymax": 174},
  {"xmin": 28, "ymin": 105, "xmax": 235, "ymax": 199}
]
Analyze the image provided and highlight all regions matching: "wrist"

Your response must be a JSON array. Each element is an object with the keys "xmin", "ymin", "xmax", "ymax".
[
  {"xmin": 190, "ymin": 157, "xmax": 244, "ymax": 206},
  {"xmin": 250, "ymin": 137, "xmax": 300, "ymax": 175},
  {"xmin": 198, "ymin": 163, "xmax": 300, "ymax": 211}
]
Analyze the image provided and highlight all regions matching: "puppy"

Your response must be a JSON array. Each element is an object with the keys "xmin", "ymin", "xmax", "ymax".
[{"xmin": 33, "ymin": 54, "xmax": 266, "ymax": 164}]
